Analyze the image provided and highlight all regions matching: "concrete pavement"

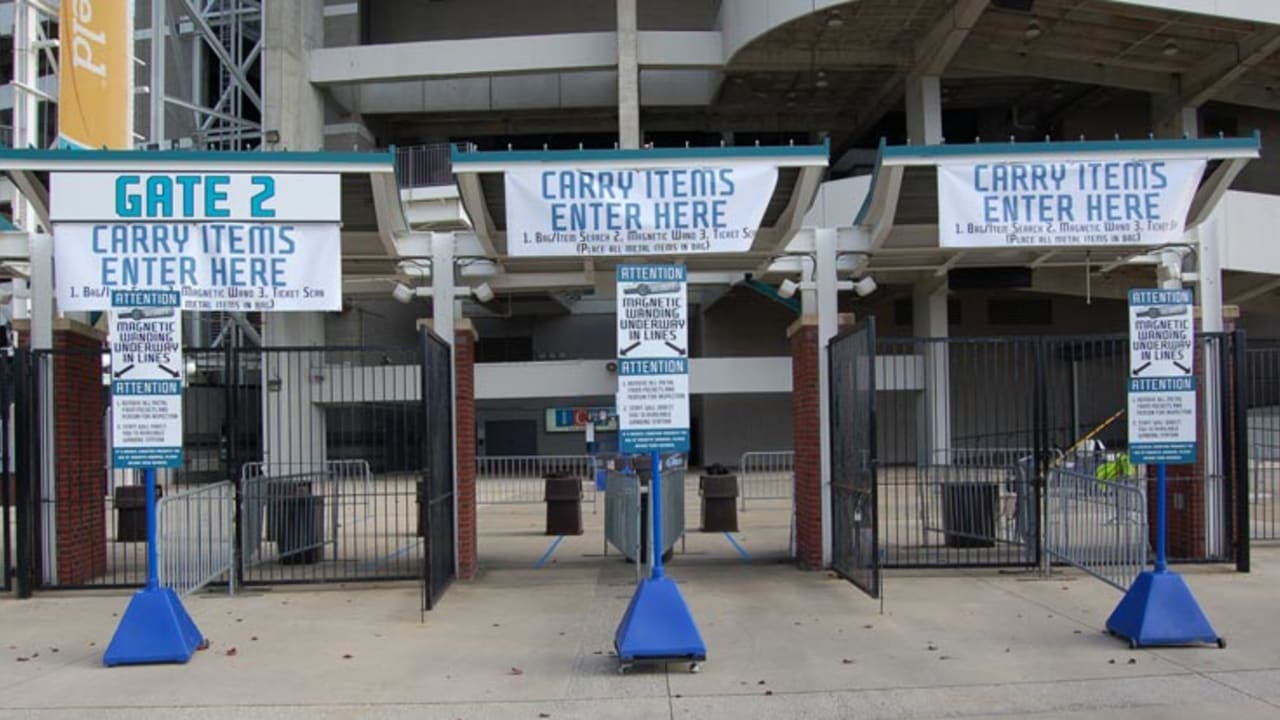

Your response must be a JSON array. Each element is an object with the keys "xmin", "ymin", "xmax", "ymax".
[{"xmin": 2, "ymin": 513, "xmax": 1278, "ymax": 719}]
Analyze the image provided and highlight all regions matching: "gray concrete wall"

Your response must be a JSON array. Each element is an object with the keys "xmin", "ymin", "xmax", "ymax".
[
  {"xmin": 363, "ymin": 0, "xmax": 720, "ymax": 43},
  {"xmin": 477, "ymin": 396, "xmax": 617, "ymax": 456},
  {"xmin": 697, "ymin": 393, "xmax": 792, "ymax": 469}
]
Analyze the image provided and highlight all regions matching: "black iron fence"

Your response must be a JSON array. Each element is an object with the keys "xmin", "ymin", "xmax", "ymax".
[
  {"xmin": 1, "ymin": 351, "xmax": 13, "ymax": 593},
  {"xmin": 1245, "ymin": 339, "xmax": 1280, "ymax": 543},
  {"xmin": 421, "ymin": 331, "xmax": 455, "ymax": 612},
  {"xmin": 868, "ymin": 332, "xmax": 1247, "ymax": 570},
  {"xmin": 10, "ymin": 329, "xmax": 455, "ymax": 598},
  {"xmin": 829, "ymin": 320, "xmax": 879, "ymax": 598}
]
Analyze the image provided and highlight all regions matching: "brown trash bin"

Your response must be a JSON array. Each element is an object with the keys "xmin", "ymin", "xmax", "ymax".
[
  {"xmin": 544, "ymin": 473, "xmax": 584, "ymax": 536},
  {"xmin": 115, "ymin": 484, "xmax": 163, "ymax": 542},
  {"xmin": 699, "ymin": 474, "xmax": 739, "ymax": 532}
]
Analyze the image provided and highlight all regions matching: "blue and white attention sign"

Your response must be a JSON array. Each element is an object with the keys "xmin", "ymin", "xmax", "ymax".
[
  {"xmin": 109, "ymin": 290, "xmax": 184, "ymax": 469},
  {"xmin": 938, "ymin": 158, "xmax": 1206, "ymax": 248},
  {"xmin": 50, "ymin": 172, "xmax": 341, "ymax": 312},
  {"xmin": 616, "ymin": 265, "xmax": 690, "ymax": 453},
  {"xmin": 504, "ymin": 165, "xmax": 777, "ymax": 256},
  {"xmin": 1127, "ymin": 289, "xmax": 1197, "ymax": 465}
]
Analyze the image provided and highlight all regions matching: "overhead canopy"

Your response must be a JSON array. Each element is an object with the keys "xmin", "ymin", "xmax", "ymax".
[
  {"xmin": 0, "ymin": 148, "xmax": 407, "ymax": 283},
  {"xmin": 852, "ymin": 134, "xmax": 1262, "ymax": 276},
  {"xmin": 450, "ymin": 143, "xmax": 829, "ymax": 275}
]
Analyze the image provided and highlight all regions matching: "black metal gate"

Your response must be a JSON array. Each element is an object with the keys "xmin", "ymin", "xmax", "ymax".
[
  {"xmin": 867, "ymin": 331, "xmax": 1247, "ymax": 571},
  {"xmin": 829, "ymin": 319, "xmax": 879, "ymax": 598},
  {"xmin": 9, "ymin": 327, "xmax": 456, "ymax": 595},
  {"xmin": 1, "ymin": 349, "xmax": 13, "ymax": 593},
  {"xmin": 421, "ymin": 329, "xmax": 455, "ymax": 611}
]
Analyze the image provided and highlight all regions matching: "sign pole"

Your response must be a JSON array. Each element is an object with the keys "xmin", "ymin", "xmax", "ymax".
[
  {"xmin": 650, "ymin": 450, "xmax": 664, "ymax": 580},
  {"xmin": 103, "ymin": 292, "xmax": 204, "ymax": 667},
  {"xmin": 1106, "ymin": 287, "xmax": 1222, "ymax": 649},
  {"xmin": 145, "ymin": 467, "xmax": 159, "ymax": 589},
  {"xmin": 613, "ymin": 263, "xmax": 704, "ymax": 671},
  {"xmin": 1155, "ymin": 463, "xmax": 1168, "ymax": 574}
]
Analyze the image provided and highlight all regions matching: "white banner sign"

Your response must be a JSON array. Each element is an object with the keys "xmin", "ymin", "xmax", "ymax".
[
  {"xmin": 1127, "ymin": 288, "xmax": 1197, "ymax": 465},
  {"xmin": 110, "ymin": 291, "xmax": 184, "ymax": 469},
  {"xmin": 505, "ymin": 164, "xmax": 778, "ymax": 256},
  {"xmin": 616, "ymin": 265, "xmax": 688, "ymax": 359},
  {"xmin": 617, "ymin": 362, "xmax": 691, "ymax": 453},
  {"xmin": 616, "ymin": 264, "xmax": 690, "ymax": 453},
  {"xmin": 51, "ymin": 173, "xmax": 341, "ymax": 222},
  {"xmin": 54, "ymin": 223, "xmax": 341, "ymax": 312},
  {"xmin": 937, "ymin": 158, "xmax": 1206, "ymax": 248}
]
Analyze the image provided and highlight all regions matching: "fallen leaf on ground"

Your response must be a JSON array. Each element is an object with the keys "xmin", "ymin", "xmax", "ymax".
[
  {"xmin": 842, "ymin": 659, "xmax": 853, "ymax": 664},
  {"xmin": 343, "ymin": 654, "xmax": 353, "ymax": 660},
  {"xmin": 225, "ymin": 648, "xmax": 238, "ymax": 657},
  {"xmin": 197, "ymin": 639, "xmax": 211, "ymax": 651},
  {"xmin": 509, "ymin": 667, "xmax": 524, "ymax": 676},
  {"xmin": 16, "ymin": 657, "xmax": 29, "ymax": 662}
]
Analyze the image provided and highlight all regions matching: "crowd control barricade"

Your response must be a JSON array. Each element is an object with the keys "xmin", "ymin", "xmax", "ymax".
[
  {"xmin": 156, "ymin": 481, "xmax": 235, "ymax": 596},
  {"xmin": 1044, "ymin": 468, "xmax": 1149, "ymax": 591},
  {"xmin": 476, "ymin": 455, "xmax": 598, "ymax": 512},
  {"xmin": 737, "ymin": 451, "xmax": 793, "ymax": 510}
]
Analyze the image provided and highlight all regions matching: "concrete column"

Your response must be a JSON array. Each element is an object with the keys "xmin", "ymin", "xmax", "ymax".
[
  {"xmin": 261, "ymin": 312, "xmax": 327, "ymax": 470},
  {"xmin": 1152, "ymin": 97, "xmax": 1199, "ymax": 140},
  {"xmin": 905, "ymin": 75, "xmax": 944, "ymax": 145},
  {"xmin": 913, "ymin": 280, "xmax": 950, "ymax": 465},
  {"xmin": 263, "ymin": 0, "xmax": 324, "ymax": 150},
  {"xmin": 616, "ymin": 0, "xmax": 640, "ymax": 149},
  {"xmin": 814, "ymin": 230, "xmax": 838, "ymax": 567}
]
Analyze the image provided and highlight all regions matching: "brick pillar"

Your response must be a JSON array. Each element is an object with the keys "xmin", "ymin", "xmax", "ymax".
[
  {"xmin": 18, "ymin": 320, "xmax": 110, "ymax": 585},
  {"xmin": 454, "ymin": 322, "xmax": 478, "ymax": 580},
  {"xmin": 790, "ymin": 317, "xmax": 822, "ymax": 569}
]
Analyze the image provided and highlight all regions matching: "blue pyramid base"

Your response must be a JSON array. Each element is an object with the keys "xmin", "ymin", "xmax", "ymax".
[
  {"xmin": 615, "ymin": 577, "xmax": 707, "ymax": 662},
  {"xmin": 103, "ymin": 585, "xmax": 204, "ymax": 667},
  {"xmin": 1106, "ymin": 570, "xmax": 1222, "ymax": 648}
]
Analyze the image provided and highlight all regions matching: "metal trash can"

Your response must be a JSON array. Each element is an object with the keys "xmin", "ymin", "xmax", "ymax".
[
  {"xmin": 699, "ymin": 474, "xmax": 739, "ymax": 532},
  {"xmin": 267, "ymin": 480, "xmax": 313, "ymax": 541},
  {"xmin": 277, "ymin": 493, "xmax": 325, "ymax": 564},
  {"xmin": 114, "ymin": 484, "xmax": 162, "ymax": 542},
  {"xmin": 941, "ymin": 481, "xmax": 997, "ymax": 548},
  {"xmin": 544, "ymin": 472, "xmax": 584, "ymax": 535}
]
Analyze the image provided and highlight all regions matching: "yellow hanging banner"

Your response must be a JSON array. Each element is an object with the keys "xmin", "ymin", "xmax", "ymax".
[{"xmin": 58, "ymin": 0, "xmax": 133, "ymax": 148}]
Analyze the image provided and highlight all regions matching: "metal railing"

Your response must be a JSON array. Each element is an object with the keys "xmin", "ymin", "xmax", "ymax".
[
  {"xmin": 156, "ymin": 481, "xmax": 235, "ymax": 596},
  {"xmin": 394, "ymin": 143, "xmax": 474, "ymax": 189},
  {"xmin": 476, "ymin": 455, "xmax": 598, "ymax": 512},
  {"xmin": 738, "ymin": 451, "xmax": 794, "ymax": 510},
  {"xmin": 1044, "ymin": 468, "xmax": 1148, "ymax": 591}
]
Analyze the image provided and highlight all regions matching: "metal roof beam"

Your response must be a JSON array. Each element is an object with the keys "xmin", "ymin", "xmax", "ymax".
[
  {"xmin": 1181, "ymin": 28, "xmax": 1280, "ymax": 107},
  {"xmin": 843, "ymin": 0, "xmax": 987, "ymax": 147},
  {"xmin": 1228, "ymin": 277, "xmax": 1280, "ymax": 305},
  {"xmin": 950, "ymin": 50, "xmax": 1178, "ymax": 94}
]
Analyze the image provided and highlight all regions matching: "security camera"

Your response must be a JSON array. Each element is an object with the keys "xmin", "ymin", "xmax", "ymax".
[
  {"xmin": 778, "ymin": 278, "xmax": 800, "ymax": 299},
  {"xmin": 472, "ymin": 282, "xmax": 495, "ymax": 303},
  {"xmin": 392, "ymin": 283, "xmax": 415, "ymax": 304},
  {"xmin": 852, "ymin": 276, "xmax": 878, "ymax": 297}
]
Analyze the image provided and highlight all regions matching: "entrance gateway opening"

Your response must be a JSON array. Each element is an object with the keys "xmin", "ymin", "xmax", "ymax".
[{"xmin": 0, "ymin": 135, "xmax": 1257, "ymax": 649}]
